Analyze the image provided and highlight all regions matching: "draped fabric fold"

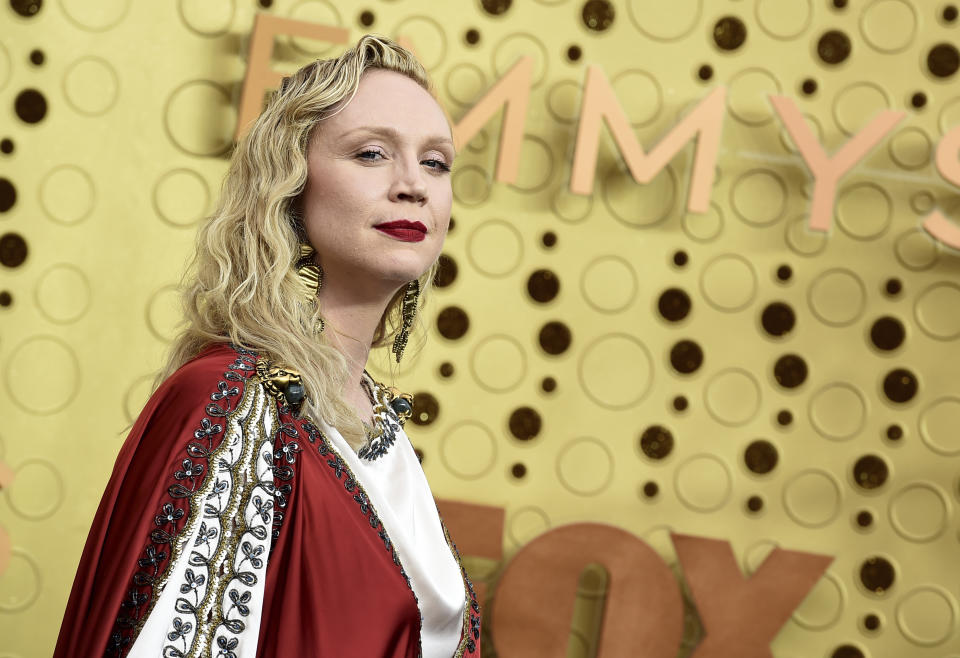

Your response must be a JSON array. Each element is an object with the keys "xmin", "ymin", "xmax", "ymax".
[{"xmin": 54, "ymin": 343, "xmax": 482, "ymax": 658}]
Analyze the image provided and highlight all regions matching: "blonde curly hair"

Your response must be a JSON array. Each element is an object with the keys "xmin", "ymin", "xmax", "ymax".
[{"xmin": 158, "ymin": 34, "xmax": 444, "ymax": 449}]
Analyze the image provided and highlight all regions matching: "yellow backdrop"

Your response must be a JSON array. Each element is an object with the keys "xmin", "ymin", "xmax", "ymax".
[{"xmin": 2, "ymin": 1, "xmax": 960, "ymax": 657}]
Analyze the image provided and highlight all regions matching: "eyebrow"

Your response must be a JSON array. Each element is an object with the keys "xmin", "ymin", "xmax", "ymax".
[{"xmin": 341, "ymin": 126, "xmax": 456, "ymax": 154}]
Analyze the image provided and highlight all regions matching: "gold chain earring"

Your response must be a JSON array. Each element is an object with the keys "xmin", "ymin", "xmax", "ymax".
[
  {"xmin": 392, "ymin": 280, "xmax": 420, "ymax": 363},
  {"xmin": 295, "ymin": 242, "xmax": 325, "ymax": 335}
]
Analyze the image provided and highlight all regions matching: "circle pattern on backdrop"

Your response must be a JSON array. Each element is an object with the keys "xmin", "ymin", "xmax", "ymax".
[
  {"xmin": 682, "ymin": 203, "xmax": 724, "ymax": 243},
  {"xmin": 556, "ymin": 437, "xmax": 614, "ymax": 496},
  {"xmin": 580, "ymin": 255, "xmax": 638, "ymax": 313},
  {"xmin": 59, "ymin": 0, "xmax": 131, "ymax": 31},
  {"xmin": 627, "ymin": 0, "xmax": 702, "ymax": 41},
  {"xmin": 792, "ymin": 572, "xmax": 846, "ymax": 630},
  {"xmin": 153, "ymin": 168, "xmax": 210, "ymax": 227},
  {"xmin": 6, "ymin": 459, "xmax": 65, "ymax": 520},
  {"xmin": 836, "ymin": 183, "xmax": 892, "ymax": 240},
  {"xmin": 39, "ymin": 165, "xmax": 95, "ymax": 225},
  {"xmin": 914, "ymin": 283, "xmax": 960, "ymax": 340},
  {"xmin": 755, "ymin": 0, "xmax": 812, "ymax": 39},
  {"xmin": 62, "ymin": 57, "xmax": 119, "ymax": 115},
  {"xmin": 895, "ymin": 586, "xmax": 956, "ymax": 647},
  {"xmin": 833, "ymin": 83, "xmax": 890, "ymax": 136},
  {"xmin": 700, "ymin": 254, "xmax": 758, "ymax": 312},
  {"xmin": 470, "ymin": 334, "xmax": 527, "ymax": 392},
  {"xmin": 730, "ymin": 169, "xmax": 787, "ymax": 226},
  {"xmin": 440, "ymin": 421, "xmax": 497, "ymax": 479},
  {"xmin": 859, "ymin": 0, "xmax": 917, "ymax": 54},
  {"xmin": 783, "ymin": 469, "xmax": 843, "ymax": 528},
  {"xmin": 578, "ymin": 333, "xmax": 653, "ymax": 409},
  {"xmin": 674, "ymin": 454, "xmax": 733, "ymax": 512},
  {"xmin": 0, "ymin": 550, "xmax": 41, "ymax": 612},
  {"xmin": 704, "ymin": 368, "xmax": 761, "ymax": 426},
  {"xmin": 888, "ymin": 483, "xmax": 949, "ymax": 542},
  {"xmin": 34, "ymin": 264, "xmax": 91, "ymax": 324},
  {"xmin": 807, "ymin": 268, "xmax": 867, "ymax": 327},
  {"xmin": 809, "ymin": 383, "xmax": 867, "ymax": 441},
  {"xmin": 918, "ymin": 397, "xmax": 960, "ymax": 455},
  {"xmin": 178, "ymin": 0, "xmax": 236, "ymax": 37},
  {"xmin": 287, "ymin": 0, "xmax": 343, "ymax": 56},
  {"xmin": 727, "ymin": 69, "xmax": 782, "ymax": 126},
  {"xmin": 163, "ymin": 80, "xmax": 236, "ymax": 157},
  {"xmin": 467, "ymin": 219, "xmax": 523, "ymax": 277},
  {"xmin": 5, "ymin": 336, "xmax": 80, "ymax": 415}
]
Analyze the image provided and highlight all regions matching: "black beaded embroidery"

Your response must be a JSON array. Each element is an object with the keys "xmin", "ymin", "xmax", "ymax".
[{"xmin": 105, "ymin": 344, "xmax": 258, "ymax": 657}]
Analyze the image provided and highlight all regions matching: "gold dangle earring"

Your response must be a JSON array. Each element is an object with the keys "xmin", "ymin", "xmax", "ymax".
[
  {"xmin": 295, "ymin": 242, "xmax": 325, "ymax": 335},
  {"xmin": 392, "ymin": 279, "xmax": 420, "ymax": 363}
]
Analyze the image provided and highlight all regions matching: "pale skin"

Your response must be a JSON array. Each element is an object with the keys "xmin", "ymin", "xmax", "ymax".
[{"xmin": 301, "ymin": 68, "xmax": 455, "ymax": 422}]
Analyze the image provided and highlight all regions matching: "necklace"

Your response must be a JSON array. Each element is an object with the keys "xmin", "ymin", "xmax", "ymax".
[{"xmin": 357, "ymin": 371, "xmax": 401, "ymax": 461}]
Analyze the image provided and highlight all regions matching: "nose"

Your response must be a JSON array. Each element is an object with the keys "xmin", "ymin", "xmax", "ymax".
[{"xmin": 390, "ymin": 154, "xmax": 428, "ymax": 205}]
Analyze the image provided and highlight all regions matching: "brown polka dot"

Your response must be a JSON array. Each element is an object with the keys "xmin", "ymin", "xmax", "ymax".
[
  {"xmin": 818, "ymin": 30, "xmax": 852, "ymax": 65},
  {"xmin": 928, "ymin": 43, "xmax": 960, "ymax": 78},
  {"xmin": 15, "ymin": 89, "xmax": 47, "ymax": 124},
  {"xmin": 744, "ymin": 440, "xmax": 778, "ymax": 474},
  {"xmin": 0, "ymin": 178, "xmax": 16, "ymax": 212},
  {"xmin": 434, "ymin": 254, "xmax": 458, "ymax": 288},
  {"xmin": 358, "ymin": 10, "xmax": 375, "ymax": 26},
  {"xmin": 509, "ymin": 406, "xmax": 541, "ymax": 441},
  {"xmin": 670, "ymin": 340, "xmax": 703, "ymax": 374},
  {"xmin": 0, "ymin": 139, "xmax": 13, "ymax": 154},
  {"xmin": 541, "ymin": 376, "xmax": 557, "ymax": 393},
  {"xmin": 886, "ymin": 424, "xmax": 902, "ymax": 441},
  {"xmin": 856, "ymin": 510, "xmax": 873, "ymax": 528},
  {"xmin": 859, "ymin": 556, "xmax": 895, "ymax": 594},
  {"xmin": 511, "ymin": 462, "xmax": 527, "ymax": 478},
  {"xmin": 777, "ymin": 409, "xmax": 793, "ymax": 426},
  {"xmin": 672, "ymin": 395, "xmax": 688, "ymax": 411},
  {"xmin": 465, "ymin": 29, "xmax": 480, "ymax": 45},
  {"xmin": 480, "ymin": 0, "xmax": 511, "ymax": 15},
  {"xmin": 853, "ymin": 455, "xmax": 888, "ymax": 490},
  {"xmin": 773, "ymin": 354, "xmax": 808, "ymax": 388},
  {"xmin": 746, "ymin": 495, "xmax": 763, "ymax": 512},
  {"xmin": 411, "ymin": 392, "xmax": 439, "ymax": 426},
  {"xmin": 640, "ymin": 425, "xmax": 673, "ymax": 460},
  {"xmin": 713, "ymin": 16, "xmax": 747, "ymax": 50},
  {"xmin": 884, "ymin": 277, "xmax": 902, "ymax": 296},
  {"xmin": 566, "ymin": 45, "xmax": 582, "ymax": 62},
  {"xmin": 883, "ymin": 368, "xmax": 917, "ymax": 403},
  {"xmin": 541, "ymin": 231, "xmax": 557, "ymax": 247},
  {"xmin": 761, "ymin": 302, "xmax": 795, "ymax": 336},
  {"xmin": 527, "ymin": 269, "xmax": 560, "ymax": 303},
  {"xmin": 870, "ymin": 316, "xmax": 905, "ymax": 351},
  {"xmin": 831, "ymin": 646, "xmax": 864, "ymax": 658},
  {"xmin": 658, "ymin": 288, "xmax": 691, "ymax": 322},
  {"xmin": 642, "ymin": 481, "xmax": 659, "ymax": 497},
  {"xmin": 672, "ymin": 250, "xmax": 688, "ymax": 267},
  {"xmin": 801, "ymin": 78, "xmax": 817, "ymax": 95},
  {"xmin": 863, "ymin": 614, "xmax": 880, "ymax": 631},
  {"xmin": 0, "ymin": 233, "xmax": 28, "ymax": 268},
  {"xmin": 438, "ymin": 362, "xmax": 454, "ymax": 378},
  {"xmin": 581, "ymin": 0, "xmax": 615, "ymax": 31},
  {"xmin": 11, "ymin": 0, "xmax": 42, "ymax": 17},
  {"xmin": 538, "ymin": 321, "xmax": 571, "ymax": 355},
  {"xmin": 776, "ymin": 264, "xmax": 792, "ymax": 282},
  {"xmin": 436, "ymin": 306, "xmax": 469, "ymax": 340},
  {"xmin": 29, "ymin": 49, "xmax": 44, "ymax": 66},
  {"xmin": 697, "ymin": 64, "xmax": 713, "ymax": 81},
  {"xmin": 911, "ymin": 92, "xmax": 927, "ymax": 109},
  {"xmin": 414, "ymin": 447, "xmax": 424, "ymax": 463},
  {"xmin": 0, "ymin": 291, "xmax": 12, "ymax": 307}
]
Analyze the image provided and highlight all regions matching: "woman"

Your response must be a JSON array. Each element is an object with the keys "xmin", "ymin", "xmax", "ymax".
[{"xmin": 54, "ymin": 35, "xmax": 481, "ymax": 658}]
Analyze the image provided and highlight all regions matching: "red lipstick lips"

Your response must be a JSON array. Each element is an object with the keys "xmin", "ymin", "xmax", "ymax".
[{"xmin": 374, "ymin": 219, "xmax": 427, "ymax": 243}]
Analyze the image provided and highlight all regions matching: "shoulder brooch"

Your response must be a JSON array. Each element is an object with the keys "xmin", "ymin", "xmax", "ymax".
[
  {"xmin": 256, "ymin": 357, "xmax": 306, "ymax": 414},
  {"xmin": 384, "ymin": 386, "xmax": 414, "ymax": 427}
]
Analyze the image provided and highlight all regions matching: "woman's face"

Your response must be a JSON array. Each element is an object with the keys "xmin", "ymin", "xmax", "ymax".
[{"xmin": 301, "ymin": 68, "xmax": 454, "ymax": 297}]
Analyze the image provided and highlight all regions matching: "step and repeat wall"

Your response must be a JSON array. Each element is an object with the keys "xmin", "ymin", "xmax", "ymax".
[{"xmin": 2, "ymin": 1, "xmax": 960, "ymax": 656}]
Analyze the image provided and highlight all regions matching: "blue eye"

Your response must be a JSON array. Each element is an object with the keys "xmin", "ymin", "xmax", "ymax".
[
  {"xmin": 357, "ymin": 149, "xmax": 384, "ymax": 161},
  {"xmin": 423, "ymin": 159, "xmax": 451, "ymax": 173}
]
